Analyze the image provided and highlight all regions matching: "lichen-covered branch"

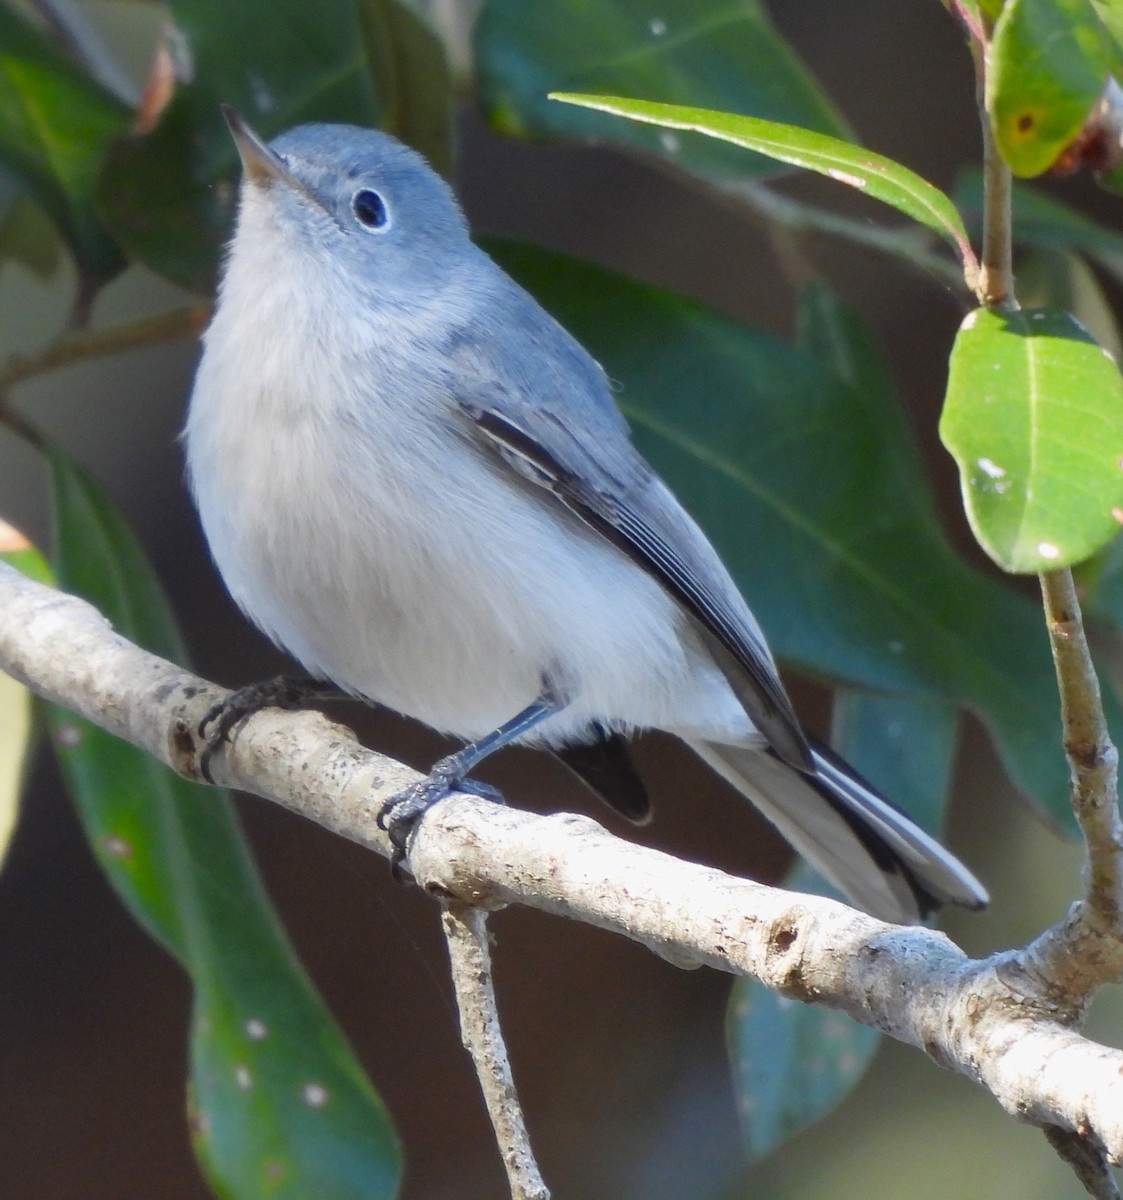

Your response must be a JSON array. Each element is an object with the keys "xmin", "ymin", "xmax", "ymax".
[{"xmin": 3, "ymin": 561, "xmax": 1123, "ymax": 1163}]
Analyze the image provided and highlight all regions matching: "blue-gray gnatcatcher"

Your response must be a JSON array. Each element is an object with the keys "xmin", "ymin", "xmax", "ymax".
[{"xmin": 186, "ymin": 108, "xmax": 987, "ymax": 923}]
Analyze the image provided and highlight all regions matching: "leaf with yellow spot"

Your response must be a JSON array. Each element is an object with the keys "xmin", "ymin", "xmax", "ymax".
[{"xmin": 989, "ymin": 0, "xmax": 1112, "ymax": 176}]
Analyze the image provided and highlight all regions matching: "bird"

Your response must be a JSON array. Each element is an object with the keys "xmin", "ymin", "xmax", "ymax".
[{"xmin": 185, "ymin": 108, "xmax": 987, "ymax": 924}]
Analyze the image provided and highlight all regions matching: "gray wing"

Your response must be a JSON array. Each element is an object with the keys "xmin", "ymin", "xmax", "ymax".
[{"xmin": 443, "ymin": 273, "xmax": 811, "ymax": 771}]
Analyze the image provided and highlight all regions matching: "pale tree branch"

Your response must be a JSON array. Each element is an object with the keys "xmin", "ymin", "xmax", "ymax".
[
  {"xmin": 441, "ymin": 903, "xmax": 549, "ymax": 1200},
  {"xmin": 3, "ymin": 562, "xmax": 1123, "ymax": 1170},
  {"xmin": 1045, "ymin": 1124, "xmax": 1121, "ymax": 1200}
]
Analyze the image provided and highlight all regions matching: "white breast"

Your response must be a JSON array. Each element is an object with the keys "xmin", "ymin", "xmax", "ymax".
[{"xmin": 185, "ymin": 198, "xmax": 751, "ymax": 748}]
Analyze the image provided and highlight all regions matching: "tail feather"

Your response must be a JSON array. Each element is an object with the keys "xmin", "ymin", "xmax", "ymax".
[{"xmin": 689, "ymin": 737, "xmax": 987, "ymax": 924}]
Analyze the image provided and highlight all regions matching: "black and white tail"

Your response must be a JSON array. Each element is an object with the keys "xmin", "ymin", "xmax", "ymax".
[{"xmin": 689, "ymin": 737, "xmax": 988, "ymax": 923}]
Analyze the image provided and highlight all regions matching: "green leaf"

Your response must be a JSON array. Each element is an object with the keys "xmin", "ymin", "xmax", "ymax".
[
  {"xmin": 728, "ymin": 920, "xmax": 879, "ymax": 1158},
  {"xmin": 941, "ymin": 305, "xmax": 1123, "ymax": 572},
  {"xmin": 795, "ymin": 279, "xmax": 934, "ymax": 510},
  {"xmin": 550, "ymin": 94, "xmax": 976, "ymax": 271},
  {"xmin": 989, "ymin": 0, "xmax": 1112, "ymax": 177},
  {"xmin": 0, "ymin": 175, "xmax": 62, "ymax": 279},
  {"xmin": 1017, "ymin": 245, "xmax": 1123, "ymax": 361},
  {"xmin": 476, "ymin": 0, "xmax": 851, "ymax": 179},
  {"xmin": 0, "ymin": 5, "xmax": 128, "ymax": 284},
  {"xmin": 358, "ymin": 0, "xmax": 455, "ymax": 177},
  {"xmin": 0, "ymin": 521, "xmax": 51, "ymax": 871},
  {"xmin": 956, "ymin": 168, "xmax": 1123, "ymax": 284},
  {"xmin": 46, "ymin": 453, "xmax": 401, "ymax": 1199},
  {"xmin": 1091, "ymin": 0, "xmax": 1123, "ymax": 72},
  {"xmin": 489, "ymin": 243, "xmax": 1086, "ymax": 830},
  {"xmin": 832, "ymin": 694, "xmax": 960, "ymax": 838},
  {"xmin": 726, "ymin": 689, "xmax": 958, "ymax": 1157},
  {"xmin": 0, "ymin": 519, "xmax": 53, "ymax": 587},
  {"xmin": 1079, "ymin": 523, "xmax": 1123, "ymax": 624},
  {"xmin": 97, "ymin": 0, "xmax": 381, "ymax": 293}
]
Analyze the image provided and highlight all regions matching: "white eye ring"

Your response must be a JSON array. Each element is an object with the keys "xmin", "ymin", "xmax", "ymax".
[{"xmin": 352, "ymin": 188, "xmax": 390, "ymax": 231}]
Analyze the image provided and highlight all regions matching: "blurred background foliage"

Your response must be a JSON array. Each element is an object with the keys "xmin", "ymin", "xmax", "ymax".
[{"xmin": 1, "ymin": 0, "xmax": 1123, "ymax": 1196}]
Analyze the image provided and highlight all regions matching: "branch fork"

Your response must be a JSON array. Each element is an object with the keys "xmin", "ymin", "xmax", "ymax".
[{"xmin": 3, "ymin": 562, "xmax": 1123, "ymax": 1195}]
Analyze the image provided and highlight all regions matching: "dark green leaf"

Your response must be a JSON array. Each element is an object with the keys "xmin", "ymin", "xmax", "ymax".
[
  {"xmin": 0, "ymin": 176, "xmax": 62, "ymax": 279},
  {"xmin": 1080, "ymin": 523, "xmax": 1123, "ymax": 624},
  {"xmin": 802, "ymin": 285, "xmax": 964, "ymax": 837},
  {"xmin": 957, "ymin": 168, "xmax": 1123, "ymax": 289},
  {"xmin": 358, "ymin": 0, "xmax": 455, "ymax": 177},
  {"xmin": 46, "ymin": 453, "xmax": 401, "ymax": 1199},
  {"xmin": 734, "ymin": 628, "xmax": 959, "ymax": 1152},
  {"xmin": 832, "ymin": 693, "xmax": 960, "ymax": 838},
  {"xmin": 97, "ymin": 0, "xmax": 381, "ymax": 293},
  {"xmin": 0, "ymin": 188, "xmax": 61, "ymax": 277},
  {"xmin": 726, "ymin": 687, "xmax": 957, "ymax": 1156},
  {"xmin": 726, "ymin": 687, "xmax": 958, "ymax": 1156},
  {"xmin": 989, "ymin": 0, "xmax": 1111, "ymax": 177},
  {"xmin": 728, "ymin": 884, "xmax": 879, "ymax": 1158},
  {"xmin": 796, "ymin": 279, "xmax": 935, "ymax": 509},
  {"xmin": 941, "ymin": 306, "xmax": 1123, "ymax": 572},
  {"xmin": 550, "ymin": 94, "xmax": 976, "ymax": 270},
  {"xmin": 1017, "ymin": 245, "xmax": 1123, "ymax": 360},
  {"xmin": 489, "ymin": 242, "xmax": 1087, "ymax": 831},
  {"xmin": 0, "ymin": 5, "xmax": 128, "ymax": 284},
  {"xmin": 476, "ymin": 0, "xmax": 851, "ymax": 179},
  {"xmin": 1090, "ymin": 2, "xmax": 1123, "ymax": 75}
]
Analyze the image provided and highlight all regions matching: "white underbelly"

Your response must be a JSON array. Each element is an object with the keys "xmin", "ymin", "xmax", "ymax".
[{"xmin": 189, "ymin": 404, "xmax": 750, "ymax": 747}]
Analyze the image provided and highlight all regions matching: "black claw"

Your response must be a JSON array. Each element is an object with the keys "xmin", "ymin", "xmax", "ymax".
[
  {"xmin": 377, "ymin": 760, "xmax": 506, "ymax": 881},
  {"xmin": 198, "ymin": 674, "xmax": 345, "ymax": 778},
  {"xmin": 389, "ymin": 852, "xmax": 414, "ymax": 884}
]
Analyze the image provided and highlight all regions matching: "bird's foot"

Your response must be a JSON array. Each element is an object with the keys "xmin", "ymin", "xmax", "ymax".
[
  {"xmin": 377, "ymin": 754, "xmax": 505, "ymax": 881},
  {"xmin": 198, "ymin": 674, "xmax": 343, "ymax": 782}
]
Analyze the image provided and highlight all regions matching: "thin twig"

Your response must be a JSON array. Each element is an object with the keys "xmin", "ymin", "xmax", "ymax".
[
  {"xmin": 726, "ymin": 181, "xmax": 970, "ymax": 296},
  {"xmin": 1022, "ymin": 571, "xmax": 1123, "ymax": 1002},
  {"xmin": 441, "ymin": 904, "xmax": 549, "ymax": 1200},
  {"xmin": 972, "ymin": 35, "xmax": 1015, "ymax": 307},
  {"xmin": 968, "ymin": 20, "xmax": 1123, "ymax": 1188},
  {"xmin": 1042, "ymin": 571, "xmax": 1123, "ymax": 921},
  {"xmin": 1043, "ymin": 1125, "xmax": 1121, "ymax": 1200},
  {"xmin": 0, "ymin": 305, "xmax": 211, "ymax": 394},
  {"xmin": 938, "ymin": 0, "xmax": 988, "ymax": 47},
  {"xmin": 0, "ymin": 400, "xmax": 45, "ymax": 450}
]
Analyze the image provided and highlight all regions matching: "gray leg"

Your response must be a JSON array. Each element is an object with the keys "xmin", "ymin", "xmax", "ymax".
[{"xmin": 378, "ymin": 689, "xmax": 564, "ymax": 876}]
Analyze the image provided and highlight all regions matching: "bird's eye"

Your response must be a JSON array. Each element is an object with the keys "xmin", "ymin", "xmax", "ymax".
[{"xmin": 352, "ymin": 189, "xmax": 389, "ymax": 230}]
